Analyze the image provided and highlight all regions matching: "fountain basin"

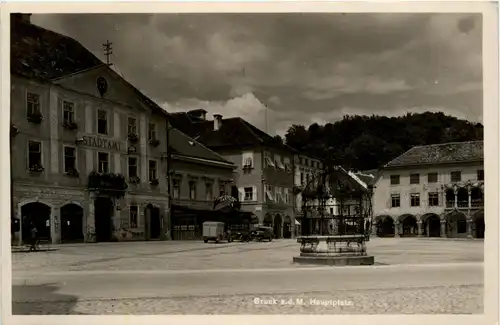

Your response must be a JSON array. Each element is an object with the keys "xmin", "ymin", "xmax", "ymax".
[{"xmin": 293, "ymin": 235, "xmax": 374, "ymax": 266}]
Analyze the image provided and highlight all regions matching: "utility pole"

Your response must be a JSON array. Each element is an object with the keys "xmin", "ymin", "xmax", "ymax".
[{"xmin": 102, "ymin": 40, "xmax": 113, "ymax": 67}]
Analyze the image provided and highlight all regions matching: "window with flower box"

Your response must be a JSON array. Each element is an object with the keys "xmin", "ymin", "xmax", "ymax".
[
  {"xmin": 28, "ymin": 140, "xmax": 43, "ymax": 172},
  {"xmin": 98, "ymin": 152, "xmax": 109, "ymax": 173}
]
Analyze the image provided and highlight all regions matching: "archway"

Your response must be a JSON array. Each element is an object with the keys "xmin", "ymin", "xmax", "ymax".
[
  {"xmin": 423, "ymin": 213, "xmax": 441, "ymax": 237},
  {"xmin": 283, "ymin": 215, "xmax": 292, "ymax": 239},
  {"xmin": 399, "ymin": 214, "xmax": 417, "ymax": 237},
  {"xmin": 456, "ymin": 188, "xmax": 468, "ymax": 208},
  {"xmin": 21, "ymin": 202, "xmax": 51, "ymax": 244},
  {"xmin": 445, "ymin": 189, "xmax": 455, "ymax": 208},
  {"xmin": 263, "ymin": 214, "xmax": 273, "ymax": 227},
  {"xmin": 94, "ymin": 197, "xmax": 114, "ymax": 242},
  {"xmin": 473, "ymin": 210, "xmax": 484, "ymax": 239},
  {"xmin": 446, "ymin": 211, "xmax": 467, "ymax": 238},
  {"xmin": 273, "ymin": 214, "xmax": 283, "ymax": 239},
  {"xmin": 376, "ymin": 216, "xmax": 394, "ymax": 237},
  {"xmin": 145, "ymin": 204, "xmax": 162, "ymax": 240},
  {"xmin": 60, "ymin": 203, "xmax": 84, "ymax": 243}
]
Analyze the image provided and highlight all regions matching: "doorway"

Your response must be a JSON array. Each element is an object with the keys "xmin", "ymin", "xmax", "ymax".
[
  {"xmin": 147, "ymin": 205, "xmax": 161, "ymax": 239},
  {"xmin": 426, "ymin": 215, "xmax": 441, "ymax": 237},
  {"xmin": 21, "ymin": 202, "xmax": 51, "ymax": 244},
  {"xmin": 94, "ymin": 197, "xmax": 114, "ymax": 242},
  {"xmin": 60, "ymin": 203, "xmax": 84, "ymax": 243}
]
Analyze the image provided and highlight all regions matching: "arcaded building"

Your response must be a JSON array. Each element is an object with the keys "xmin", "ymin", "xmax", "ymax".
[{"xmin": 372, "ymin": 141, "xmax": 484, "ymax": 238}]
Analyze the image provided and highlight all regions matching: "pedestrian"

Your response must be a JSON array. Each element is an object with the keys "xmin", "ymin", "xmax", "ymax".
[{"xmin": 29, "ymin": 223, "xmax": 38, "ymax": 252}]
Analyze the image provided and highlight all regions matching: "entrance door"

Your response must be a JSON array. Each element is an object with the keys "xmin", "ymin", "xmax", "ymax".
[
  {"xmin": 150, "ymin": 207, "xmax": 161, "ymax": 239},
  {"xmin": 476, "ymin": 217, "xmax": 485, "ymax": 238},
  {"xmin": 94, "ymin": 197, "xmax": 113, "ymax": 242},
  {"xmin": 61, "ymin": 204, "xmax": 84, "ymax": 243}
]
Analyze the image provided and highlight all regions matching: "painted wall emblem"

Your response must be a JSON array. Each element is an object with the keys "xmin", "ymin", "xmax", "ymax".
[{"xmin": 96, "ymin": 76, "xmax": 108, "ymax": 97}]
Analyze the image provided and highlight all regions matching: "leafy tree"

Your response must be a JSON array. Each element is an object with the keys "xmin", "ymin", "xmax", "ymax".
[{"xmin": 284, "ymin": 112, "xmax": 483, "ymax": 171}]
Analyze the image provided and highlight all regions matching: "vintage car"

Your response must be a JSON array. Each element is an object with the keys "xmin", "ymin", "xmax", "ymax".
[
  {"xmin": 202, "ymin": 221, "xmax": 232, "ymax": 243},
  {"xmin": 252, "ymin": 226, "xmax": 274, "ymax": 242}
]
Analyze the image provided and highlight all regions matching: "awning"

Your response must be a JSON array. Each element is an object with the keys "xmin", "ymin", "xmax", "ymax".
[
  {"xmin": 295, "ymin": 219, "xmax": 301, "ymax": 225},
  {"xmin": 213, "ymin": 195, "xmax": 238, "ymax": 211}
]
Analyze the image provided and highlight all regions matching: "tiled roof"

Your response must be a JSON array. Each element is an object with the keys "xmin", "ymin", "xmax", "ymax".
[
  {"xmin": 169, "ymin": 113, "xmax": 294, "ymax": 152},
  {"xmin": 169, "ymin": 128, "xmax": 233, "ymax": 165},
  {"xmin": 11, "ymin": 16, "xmax": 103, "ymax": 81},
  {"xmin": 385, "ymin": 141, "xmax": 483, "ymax": 168}
]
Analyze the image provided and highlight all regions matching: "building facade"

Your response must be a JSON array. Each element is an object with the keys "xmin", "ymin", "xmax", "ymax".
[
  {"xmin": 372, "ymin": 141, "xmax": 484, "ymax": 238},
  {"xmin": 10, "ymin": 15, "xmax": 236, "ymax": 244},
  {"xmin": 169, "ymin": 110, "xmax": 296, "ymax": 238}
]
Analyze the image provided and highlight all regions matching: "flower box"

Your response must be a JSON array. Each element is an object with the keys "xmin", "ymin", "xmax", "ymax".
[
  {"xmin": 65, "ymin": 168, "xmax": 80, "ymax": 177},
  {"xmin": 88, "ymin": 171, "xmax": 128, "ymax": 197},
  {"xmin": 149, "ymin": 179, "xmax": 159, "ymax": 186},
  {"xmin": 29, "ymin": 164, "xmax": 44, "ymax": 173},
  {"xmin": 128, "ymin": 133, "xmax": 139, "ymax": 142},
  {"xmin": 62, "ymin": 120, "xmax": 78, "ymax": 130},
  {"xmin": 129, "ymin": 176, "xmax": 141, "ymax": 184},
  {"xmin": 149, "ymin": 139, "xmax": 160, "ymax": 147},
  {"xmin": 27, "ymin": 112, "xmax": 43, "ymax": 124}
]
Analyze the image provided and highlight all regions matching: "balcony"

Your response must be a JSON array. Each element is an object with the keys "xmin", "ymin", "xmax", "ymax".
[
  {"xmin": 88, "ymin": 171, "xmax": 128, "ymax": 197},
  {"xmin": 446, "ymin": 200, "xmax": 484, "ymax": 209}
]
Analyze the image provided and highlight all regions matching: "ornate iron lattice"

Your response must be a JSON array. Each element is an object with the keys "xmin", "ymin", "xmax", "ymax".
[{"xmin": 299, "ymin": 166, "xmax": 374, "ymax": 240}]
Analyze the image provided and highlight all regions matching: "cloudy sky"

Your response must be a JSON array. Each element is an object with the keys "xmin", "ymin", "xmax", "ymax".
[{"xmin": 32, "ymin": 13, "xmax": 482, "ymax": 136}]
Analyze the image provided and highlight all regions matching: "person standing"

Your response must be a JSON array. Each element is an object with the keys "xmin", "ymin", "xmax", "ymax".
[{"xmin": 29, "ymin": 223, "xmax": 38, "ymax": 252}]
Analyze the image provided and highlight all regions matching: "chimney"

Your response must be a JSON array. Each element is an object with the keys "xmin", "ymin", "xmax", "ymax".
[
  {"xmin": 213, "ymin": 114, "xmax": 222, "ymax": 131},
  {"xmin": 12, "ymin": 13, "xmax": 31, "ymax": 24},
  {"xmin": 187, "ymin": 109, "xmax": 207, "ymax": 121}
]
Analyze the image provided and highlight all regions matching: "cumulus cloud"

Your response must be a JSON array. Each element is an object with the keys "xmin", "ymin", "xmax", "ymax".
[{"xmin": 31, "ymin": 12, "xmax": 483, "ymax": 136}]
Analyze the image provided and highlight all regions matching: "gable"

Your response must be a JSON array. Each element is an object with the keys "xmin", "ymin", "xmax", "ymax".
[{"xmin": 52, "ymin": 66, "xmax": 148, "ymax": 113}]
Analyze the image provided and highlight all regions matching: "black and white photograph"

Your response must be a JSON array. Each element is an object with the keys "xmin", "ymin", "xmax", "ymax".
[{"xmin": 2, "ymin": 1, "xmax": 498, "ymax": 322}]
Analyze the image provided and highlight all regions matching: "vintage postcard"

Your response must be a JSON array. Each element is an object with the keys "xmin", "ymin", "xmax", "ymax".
[{"xmin": 1, "ymin": 1, "xmax": 498, "ymax": 325}]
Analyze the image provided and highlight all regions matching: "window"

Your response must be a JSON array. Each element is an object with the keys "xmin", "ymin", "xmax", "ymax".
[
  {"xmin": 275, "ymin": 156, "xmax": 285, "ymax": 170},
  {"xmin": 128, "ymin": 157, "xmax": 138, "ymax": 178},
  {"xmin": 409, "ymin": 173, "xmax": 420, "ymax": 184},
  {"xmin": 243, "ymin": 157, "xmax": 253, "ymax": 169},
  {"xmin": 428, "ymin": 192, "xmax": 439, "ymax": 206},
  {"xmin": 265, "ymin": 185, "xmax": 274, "ymax": 202},
  {"xmin": 285, "ymin": 188, "xmax": 291, "ymax": 204},
  {"xmin": 244, "ymin": 187, "xmax": 253, "ymax": 201},
  {"xmin": 300, "ymin": 172, "xmax": 304, "ymax": 185},
  {"xmin": 205, "ymin": 183, "xmax": 213, "ymax": 201},
  {"xmin": 410, "ymin": 193, "xmax": 420, "ymax": 207},
  {"xmin": 97, "ymin": 109, "xmax": 108, "ymax": 135},
  {"xmin": 391, "ymin": 194, "xmax": 400, "ymax": 208},
  {"xmin": 265, "ymin": 156, "xmax": 275, "ymax": 168},
  {"xmin": 28, "ymin": 141, "xmax": 42, "ymax": 168},
  {"xmin": 148, "ymin": 123, "xmax": 156, "ymax": 141},
  {"xmin": 428, "ymin": 172, "xmax": 438, "ymax": 183},
  {"xmin": 172, "ymin": 179, "xmax": 180, "ymax": 199},
  {"xmin": 98, "ymin": 152, "xmax": 109, "ymax": 173},
  {"xmin": 129, "ymin": 206, "xmax": 138, "ymax": 228},
  {"xmin": 189, "ymin": 181, "xmax": 197, "ymax": 200},
  {"xmin": 300, "ymin": 157, "xmax": 304, "ymax": 165},
  {"xmin": 450, "ymin": 171, "xmax": 461, "ymax": 183},
  {"xmin": 128, "ymin": 117, "xmax": 137, "ymax": 134},
  {"xmin": 219, "ymin": 183, "xmax": 226, "ymax": 196},
  {"xmin": 477, "ymin": 169, "xmax": 484, "ymax": 181},
  {"xmin": 63, "ymin": 146, "xmax": 76, "ymax": 172},
  {"xmin": 63, "ymin": 101, "xmax": 74, "ymax": 123},
  {"xmin": 390, "ymin": 175, "xmax": 400, "ymax": 185},
  {"xmin": 26, "ymin": 92, "xmax": 40, "ymax": 116},
  {"xmin": 148, "ymin": 160, "xmax": 157, "ymax": 181}
]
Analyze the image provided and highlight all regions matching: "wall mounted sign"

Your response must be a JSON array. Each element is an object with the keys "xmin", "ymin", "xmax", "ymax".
[
  {"xmin": 96, "ymin": 76, "xmax": 108, "ymax": 97},
  {"xmin": 81, "ymin": 135, "xmax": 121, "ymax": 152}
]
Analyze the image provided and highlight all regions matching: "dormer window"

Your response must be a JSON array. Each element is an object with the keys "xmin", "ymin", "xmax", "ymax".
[{"xmin": 243, "ymin": 157, "xmax": 253, "ymax": 169}]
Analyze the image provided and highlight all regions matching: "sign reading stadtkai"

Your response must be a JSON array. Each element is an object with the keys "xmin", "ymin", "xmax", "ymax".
[{"xmin": 81, "ymin": 135, "xmax": 122, "ymax": 152}]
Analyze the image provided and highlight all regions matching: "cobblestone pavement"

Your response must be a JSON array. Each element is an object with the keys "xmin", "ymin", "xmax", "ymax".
[
  {"xmin": 10, "ymin": 238, "xmax": 484, "ymax": 314},
  {"xmin": 13, "ymin": 285, "xmax": 483, "ymax": 315},
  {"xmin": 11, "ymin": 237, "xmax": 484, "ymax": 273}
]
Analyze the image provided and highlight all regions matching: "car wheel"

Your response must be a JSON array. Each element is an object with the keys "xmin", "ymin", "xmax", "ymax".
[
  {"xmin": 204, "ymin": 239, "xmax": 208, "ymax": 243},
  {"xmin": 269, "ymin": 237, "xmax": 272, "ymax": 242}
]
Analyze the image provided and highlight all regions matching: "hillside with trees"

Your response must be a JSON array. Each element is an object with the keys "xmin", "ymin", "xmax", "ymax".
[{"xmin": 283, "ymin": 112, "xmax": 483, "ymax": 172}]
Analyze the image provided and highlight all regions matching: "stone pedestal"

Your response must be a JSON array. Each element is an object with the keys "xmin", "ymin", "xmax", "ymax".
[
  {"xmin": 293, "ymin": 235, "xmax": 375, "ymax": 266},
  {"xmin": 85, "ymin": 199, "xmax": 96, "ymax": 243},
  {"xmin": 440, "ymin": 220, "xmax": 447, "ymax": 238},
  {"xmin": 466, "ymin": 219, "xmax": 473, "ymax": 238},
  {"xmin": 417, "ymin": 220, "xmax": 423, "ymax": 237}
]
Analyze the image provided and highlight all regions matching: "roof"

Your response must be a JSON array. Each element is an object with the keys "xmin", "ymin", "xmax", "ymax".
[
  {"xmin": 169, "ymin": 128, "xmax": 233, "ymax": 165},
  {"xmin": 384, "ymin": 141, "xmax": 483, "ymax": 168},
  {"xmin": 169, "ymin": 113, "xmax": 295, "ymax": 152}
]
